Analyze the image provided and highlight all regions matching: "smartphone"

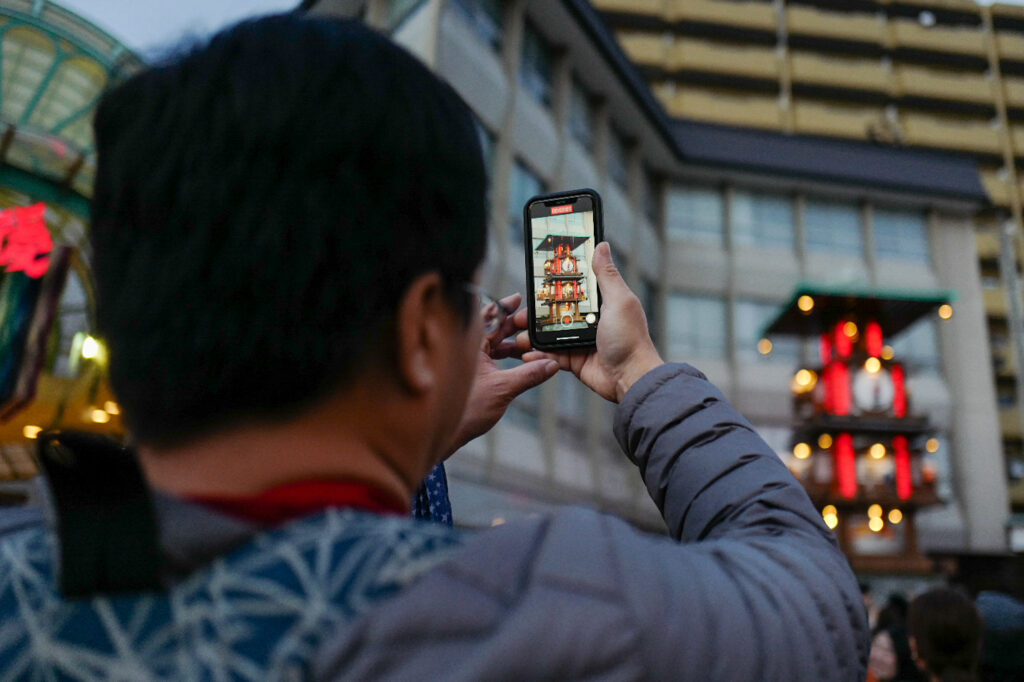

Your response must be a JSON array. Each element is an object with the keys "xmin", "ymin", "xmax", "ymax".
[{"xmin": 524, "ymin": 189, "xmax": 602, "ymax": 351}]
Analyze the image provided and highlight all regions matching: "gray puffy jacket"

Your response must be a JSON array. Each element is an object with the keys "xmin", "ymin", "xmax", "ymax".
[{"xmin": 0, "ymin": 363, "xmax": 869, "ymax": 680}]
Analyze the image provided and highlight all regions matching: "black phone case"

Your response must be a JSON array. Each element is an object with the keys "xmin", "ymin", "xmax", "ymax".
[{"xmin": 523, "ymin": 188, "xmax": 603, "ymax": 351}]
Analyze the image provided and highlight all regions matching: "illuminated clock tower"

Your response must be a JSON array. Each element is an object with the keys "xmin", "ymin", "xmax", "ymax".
[{"xmin": 763, "ymin": 285, "xmax": 954, "ymax": 574}]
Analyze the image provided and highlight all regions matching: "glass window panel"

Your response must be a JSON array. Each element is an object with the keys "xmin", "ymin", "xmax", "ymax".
[
  {"xmin": 873, "ymin": 207, "xmax": 930, "ymax": 263},
  {"xmin": 734, "ymin": 300, "xmax": 800, "ymax": 362},
  {"xmin": 891, "ymin": 319, "xmax": 940, "ymax": 372},
  {"xmin": 608, "ymin": 128, "xmax": 628, "ymax": 188},
  {"xmin": 568, "ymin": 79, "xmax": 593, "ymax": 148},
  {"xmin": 804, "ymin": 198, "xmax": 863, "ymax": 255},
  {"xmin": 508, "ymin": 159, "xmax": 545, "ymax": 245},
  {"xmin": 732, "ymin": 189, "xmax": 794, "ymax": 250},
  {"xmin": 643, "ymin": 168, "xmax": 660, "ymax": 224},
  {"xmin": 520, "ymin": 23, "xmax": 553, "ymax": 106},
  {"xmin": 666, "ymin": 185, "xmax": 723, "ymax": 245},
  {"xmin": 666, "ymin": 294, "xmax": 726, "ymax": 360},
  {"xmin": 451, "ymin": 0, "xmax": 503, "ymax": 50}
]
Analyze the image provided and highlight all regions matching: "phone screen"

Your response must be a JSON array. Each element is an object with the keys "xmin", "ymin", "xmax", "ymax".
[{"xmin": 526, "ymin": 192, "xmax": 600, "ymax": 349}]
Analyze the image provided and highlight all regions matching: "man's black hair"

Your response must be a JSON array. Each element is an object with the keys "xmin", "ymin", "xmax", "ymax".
[{"xmin": 90, "ymin": 13, "xmax": 487, "ymax": 446}]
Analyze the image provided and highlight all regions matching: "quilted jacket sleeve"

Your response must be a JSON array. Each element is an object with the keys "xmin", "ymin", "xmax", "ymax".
[{"xmin": 610, "ymin": 363, "xmax": 869, "ymax": 681}]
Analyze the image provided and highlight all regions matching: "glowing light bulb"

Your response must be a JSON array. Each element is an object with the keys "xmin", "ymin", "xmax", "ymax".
[
  {"xmin": 818, "ymin": 433, "xmax": 833, "ymax": 449},
  {"xmin": 869, "ymin": 443, "xmax": 887, "ymax": 460},
  {"xmin": 823, "ymin": 513, "xmax": 839, "ymax": 530},
  {"xmin": 798, "ymin": 295, "xmax": 814, "ymax": 313},
  {"xmin": 843, "ymin": 321, "xmax": 858, "ymax": 338},
  {"xmin": 926, "ymin": 438, "xmax": 940, "ymax": 453},
  {"xmin": 888, "ymin": 509, "xmax": 903, "ymax": 524},
  {"xmin": 864, "ymin": 357, "xmax": 882, "ymax": 374},
  {"xmin": 822, "ymin": 505, "xmax": 837, "ymax": 517},
  {"xmin": 938, "ymin": 304, "xmax": 953, "ymax": 320},
  {"xmin": 22, "ymin": 425, "xmax": 41, "ymax": 439},
  {"xmin": 90, "ymin": 408, "xmax": 111, "ymax": 424},
  {"xmin": 868, "ymin": 504, "xmax": 883, "ymax": 518},
  {"xmin": 757, "ymin": 338, "xmax": 773, "ymax": 355},
  {"xmin": 881, "ymin": 345, "xmax": 895, "ymax": 360},
  {"xmin": 868, "ymin": 516, "xmax": 884, "ymax": 532},
  {"xmin": 793, "ymin": 442, "xmax": 812, "ymax": 459},
  {"xmin": 81, "ymin": 336, "xmax": 99, "ymax": 359},
  {"xmin": 104, "ymin": 401, "xmax": 120, "ymax": 415}
]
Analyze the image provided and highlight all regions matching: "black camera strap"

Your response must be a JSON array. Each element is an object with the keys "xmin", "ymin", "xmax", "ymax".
[{"xmin": 36, "ymin": 430, "xmax": 162, "ymax": 597}]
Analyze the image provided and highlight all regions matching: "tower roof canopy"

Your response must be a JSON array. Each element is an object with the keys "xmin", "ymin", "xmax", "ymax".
[{"xmin": 763, "ymin": 283, "xmax": 956, "ymax": 340}]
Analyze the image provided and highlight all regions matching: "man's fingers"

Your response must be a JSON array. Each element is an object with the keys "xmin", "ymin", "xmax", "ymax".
[
  {"xmin": 490, "ymin": 339, "xmax": 524, "ymax": 360},
  {"xmin": 494, "ymin": 359, "xmax": 559, "ymax": 398},
  {"xmin": 592, "ymin": 242, "xmax": 629, "ymax": 303}
]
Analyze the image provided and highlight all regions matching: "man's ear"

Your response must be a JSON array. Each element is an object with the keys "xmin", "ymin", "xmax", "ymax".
[{"xmin": 393, "ymin": 271, "xmax": 450, "ymax": 395}]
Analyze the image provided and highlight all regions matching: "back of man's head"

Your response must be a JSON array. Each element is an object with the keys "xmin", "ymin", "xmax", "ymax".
[
  {"xmin": 90, "ymin": 13, "xmax": 486, "ymax": 447},
  {"xmin": 908, "ymin": 587, "xmax": 982, "ymax": 682}
]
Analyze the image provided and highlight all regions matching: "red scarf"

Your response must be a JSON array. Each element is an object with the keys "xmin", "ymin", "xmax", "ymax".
[{"xmin": 187, "ymin": 480, "xmax": 408, "ymax": 526}]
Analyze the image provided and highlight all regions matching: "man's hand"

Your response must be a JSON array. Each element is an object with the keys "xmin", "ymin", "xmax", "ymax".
[
  {"xmin": 520, "ymin": 242, "xmax": 663, "ymax": 403},
  {"xmin": 444, "ymin": 293, "xmax": 559, "ymax": 458}
]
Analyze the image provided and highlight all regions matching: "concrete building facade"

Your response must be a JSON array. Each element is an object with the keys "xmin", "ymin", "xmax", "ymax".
[{"xmin": 311, "ymin": 0, "xmax": 1015, "ymax": 573}]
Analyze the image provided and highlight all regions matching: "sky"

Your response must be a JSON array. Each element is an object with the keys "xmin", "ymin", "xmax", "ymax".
[
  {"xmin": 57, "ymin": 0, "xmax": 299, "ymax": 58},
  {"xmin": 52, "ymin": 0, "xmax": 1024, "ymax": 59}
]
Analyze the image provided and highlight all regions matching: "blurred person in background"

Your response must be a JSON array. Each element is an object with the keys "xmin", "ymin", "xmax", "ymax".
[
  {"xmin": 975, "ymin": 591, "xmax": 1024, "ymax": 682},
  {"xmin": 907, "ymin": 587, "xmax": 983, "ymax": 682}
]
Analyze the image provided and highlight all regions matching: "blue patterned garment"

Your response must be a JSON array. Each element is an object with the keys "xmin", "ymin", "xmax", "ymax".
[
  {"xmin": 412, "ymin": 462, "xmax": 452, "ymax": 526},
  {"xmin": 0, "ymin": 509, "xmax": 462, "ymax": 680}
]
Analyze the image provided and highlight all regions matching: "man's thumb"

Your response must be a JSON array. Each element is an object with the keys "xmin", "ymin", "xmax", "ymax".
[{"xmin": 592, "ymin": 242, "xmax": 625, "ymax": 299}]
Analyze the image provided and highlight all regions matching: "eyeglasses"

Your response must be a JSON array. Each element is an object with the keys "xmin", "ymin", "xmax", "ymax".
[{"xmin": 462, "ymin": 282, "xmax": 512, "ymax": 334}]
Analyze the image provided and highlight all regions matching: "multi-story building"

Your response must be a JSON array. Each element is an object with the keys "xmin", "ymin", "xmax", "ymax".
[
  {"xmin": 588, "ymin": 0, "xmax": 1024, "ymax": 535},
  {"xmin": 309, "ymin": 0, "xmax": 1018, "ymax": 580}
]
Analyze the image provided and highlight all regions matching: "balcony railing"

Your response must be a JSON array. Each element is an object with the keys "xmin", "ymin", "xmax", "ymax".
[
  {"xmin": 667, "ymin": 0, "xmax": 777, "ymax": 32},
  {"xmin": 617, "ymin": 32, "xmax": 669, "ymax": 66},
  {"xmin": 890, "ymin": 19, "xmax": 987, "ymax": 57},
  {"xmin": 671, "ymin": 38, "xmax": 779, "ymax": 79},
  {"xmin": 996, "ymin": 30, "xmax": 1024, "ymax": 61},
  {"xmin": 894, "ymin": 65, "xmax": 993, "ymax": 103},
  {"xmin": 790, "ymin": 52, "xmax": 890, "ymax": 92},
  {"xmin": 980, "ymin": 168, "xmax": 1013, "ymax": 207},
  {"xmin": 786, "ymin": 6, "xmax": 886, "ymax": 45},
  {"xmin": 792, "ymin": 101, "xmax": 883, "ymax": 139},
  {"xmin": 1000, "ymin": 406, "xmax": 1022, "ymax": 439},
  {"xmin": 666, "ymin": 87, "xmax": 783, "ymax": 128},
  {"xmin": 1004, "ymin": 77, "xmax": 1024, "ymax": 108},
  {"xmin": 901, "ymin": 113, "xmax": 1003, "ymax": 153},
  {"xmin": 985, "ymin": 287, "xmax": 1010, "ymax": 318}
]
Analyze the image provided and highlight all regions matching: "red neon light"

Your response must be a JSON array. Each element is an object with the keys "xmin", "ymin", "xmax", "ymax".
[
  {"xmin": 550, "ymin": 205, "xmax": 573, "ymax": 215},
  {"xmin": 866, "ymin": 321, "xmax": 883, "ymax": 358},
  {"xmin": 0, "ymin": 203, "xmax": 50, "ymax": 278},
  {"xmin": 834, "ymin": 320, "xmax": 853, "ymax": 358},
  {"xmin": 824, "ymin": 361, "xmax": 851, "ymax": 416},
  {"xmin": 894, "ymin": 435, "xmax": 912, "ymax": 500},
  {"xmin": 819, "ymin": 334, "xmax": 832, "ymax": 365},
  {"xmin": 892, "ymin": 363, "xmax": 907, "ymax": 418},
  {"xmin": 836, "ymin": 432, "xmax": 857, "ymax": 499}
]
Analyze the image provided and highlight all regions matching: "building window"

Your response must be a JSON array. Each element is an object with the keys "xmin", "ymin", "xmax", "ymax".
[
  {"xmin": 643, "ymin": 168, "xmax": 660, "ymax": 224},
  {"xmin": 666, "ymin": 294, "xmax": 726, "ymax": 360},
  {"xmin": 608, "ymin": 127, "xmax": 629, "ymax": 188},
  {"xmin": 732, "ymin": 189, "xmax": 794, "ymax": 250},
  {"xmin": 568, "ymin": 79, "xmax": 593, "ymax": 148},
  {"xmin": 891, "ymin": 319, "xmax": 940, "ymax": 372},
  {"xmin": 451, "ymin": 0, "xmax": 502, "ymax": 50},
  {"xmin": 520, "ymin": 22, "xmax": 553, "ymax": 107},
  {"xmin": 666, "ymin": 184, "xmax": 723, "ymax": 245},
  {"xmin": 804, "ymin": 198, "xmax": 863, "ymax": 256},
  {"xmin": 734, "ymin": 300, "xmax": 800, "ymax": 362},
  {"xmin": 873, "ymin": 207, "xmax": 930, "ymax": 263},
  {"xmin": 508, "ymin": 159, "xmax": 545, "ymax": 245},
  {"xmin": 997, "ymin": 379, "xmax": 1017, "ymax": 408}
]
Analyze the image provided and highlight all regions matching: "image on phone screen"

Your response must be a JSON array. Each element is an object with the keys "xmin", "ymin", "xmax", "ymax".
[{"xmin": 529, "ymin": 195, "xmax": 599, "ymax": 341}]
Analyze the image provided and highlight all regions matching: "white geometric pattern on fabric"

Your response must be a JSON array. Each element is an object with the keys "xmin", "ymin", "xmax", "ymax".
[{"xmin": 0, "ymin": 509, "xmax": 463, "ymax": 680}]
